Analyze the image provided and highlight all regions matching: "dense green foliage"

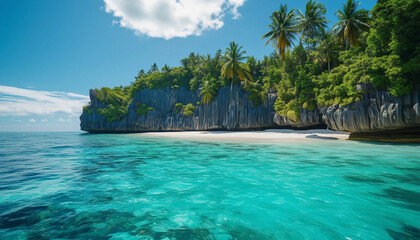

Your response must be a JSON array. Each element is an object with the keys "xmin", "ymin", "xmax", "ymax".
[
  {"xmin": 93, "ymin": 87, "xmax": 131, "ymax": 122},
  {"xmin": 173, "ymin": 103, "xmax": 184, "ymax": 114},
  {"xmin": 83, "ymin": 0, "xmax": 419, "ymax": 123},
  {"xmin": 136, "ymin": 103, "xmax": 154, "ymax": 116},
  {"xmin": 172, "ymin": 103, "xmax": 196, "ymax": 116},
  {"xmin": 366, "ymin": 0, "xmax": 420, "ymax": 96},
  {"xmin": 183, "ymin": 104, "xmax": 196, "ymax": 116}
]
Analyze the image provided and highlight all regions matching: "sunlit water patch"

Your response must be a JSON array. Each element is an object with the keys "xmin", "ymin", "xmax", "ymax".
[{"xmin": 0, "ymin": 133, "xmax": 419, "ymax": 239}]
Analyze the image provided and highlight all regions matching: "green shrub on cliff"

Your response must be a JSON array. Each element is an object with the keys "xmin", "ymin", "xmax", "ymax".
[
  {"xmin": 83, "ymin": 106, "xmax": 94, "ymax": 115},
  {"xmin": 97, "ymin": 105, "xmax": 128, "ymax": 123},
  {"xmin": 183, "ymin": 104, "xmax": 196, "ymax": 116},
  {"xmin": 172, "ymin": 103, "xmax": 196, "ymax": 116},
  {"xmin": 94, "ymin": 87, "xmax": 131, "ymax": 122},
  {"xmin": 136, "ymin": 103, "xmax": 154, "ymax": 116},
  {"xmin": 174, "ymin": 103, "xmax": 184, "ymax": 114}
]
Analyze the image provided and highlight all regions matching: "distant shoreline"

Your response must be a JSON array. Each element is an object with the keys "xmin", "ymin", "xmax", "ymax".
[{"xmin": 135, "ymin": 129, "xmax": 350, "ymax": 143}]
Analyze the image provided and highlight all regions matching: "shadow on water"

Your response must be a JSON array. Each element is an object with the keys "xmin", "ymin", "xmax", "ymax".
[
  {"xmin": 387, "ymin": 224, "xmax": 420, "ymax": 240},
  {"xmin": 381, "ymin": 173, "xmax": 420, "ymax": 185},
  {"xmin": 377, "ymin": 187, "xmax": 420, "ymax": 211},
  {"xmin": 305, "ymin": 134, "xmax": 338, "ymax": 140},
  {"xmin": 297, "ymin": 157, "xmax": 371, "ymax": 168},
  {"xmin": 343, "ymin": 174, "xmax": 387, "ymax": 184}
]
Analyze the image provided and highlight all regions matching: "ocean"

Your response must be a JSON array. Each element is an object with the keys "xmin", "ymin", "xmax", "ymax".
[{"xmin": 0, "ymin": 132, "xmax": 419, "ymax": 239}]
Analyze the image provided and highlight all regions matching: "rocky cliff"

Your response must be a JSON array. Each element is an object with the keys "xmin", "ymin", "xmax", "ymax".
[
  {"xmin": 80, "ymin": 85, "xmax": 420, "ymax": 135},
  {"xmin": 321, "ymin": 86, "xmax": 420, "ymax": 133},
  {"xmin": 81, "ymin": 85, "xmax": 280, "ymax": 132}
]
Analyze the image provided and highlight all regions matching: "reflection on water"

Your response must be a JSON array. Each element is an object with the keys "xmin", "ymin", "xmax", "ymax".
[{"xmin": 0, "ymin": 132, "xmax": 419, "ymax": 239}]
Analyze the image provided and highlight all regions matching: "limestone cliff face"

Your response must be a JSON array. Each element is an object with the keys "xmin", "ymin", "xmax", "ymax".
[
  {"xmin": 80, "ymin": 85, "xmax": 420, "ymax": 133},
  {"xmin": 80, "ymin": 85, "xmax": 279, "ymax": 132},
  {"xmin": 273, "ymin": 108, "xmax": 324, "ymax": 128},
  {"xmin": 320, "ymin": 88, "xmax": 420, "ymax": 133}
]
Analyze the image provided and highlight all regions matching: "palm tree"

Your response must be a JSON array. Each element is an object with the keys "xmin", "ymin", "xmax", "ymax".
[
  {"xmin": 221, "ymin": 41, "xmax": 252, "ymax": 90},
  {"xmin": 297, "ymin": 0, "xmax": 329, "ymax": 52},
  {"xmin": 316, "ymin": 29, "xmax": 340, "ymax": 72},
  {"xmin": 161, "ymin": 64, "xmax": 170, "ymax": 73},
  {"xmin": 149, "ymin": 63, "xmax": 159, "ymax": 73},
  {"xmin": 262, "ymin": 4, "xmax": 298, "ymax": 60},
  {"xmin": 332, "ymin": 0, "xmax": 370, "ymax": 50},
  {"xmin": 200, "ymin": 75, "xmax": 215, "ymax": 104}
]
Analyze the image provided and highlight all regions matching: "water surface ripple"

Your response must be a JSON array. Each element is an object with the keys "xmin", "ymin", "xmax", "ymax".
[{"xmin": 0, "ymin": 133, "xmax": 419, "ymax": 239}]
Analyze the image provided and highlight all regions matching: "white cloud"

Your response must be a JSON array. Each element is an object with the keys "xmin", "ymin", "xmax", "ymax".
[
  {"xmin": 29, "ymin": 118, "xmax": 36, "ymax": 123},
  {"xmin": 104, "ymin": 0, "xmax": 246, "ymax": 39},
  {"xmin": 58, "ymin": 117, "xmax": 72, "ymax": 123},
  {"xmin": 0, "ymin": 85, "xmax": 89, "ymax": 117}
]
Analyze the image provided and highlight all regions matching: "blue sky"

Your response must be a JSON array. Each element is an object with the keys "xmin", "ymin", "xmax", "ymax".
[{"xmin": 0, "ymin": 0, "xmax": 376, "ymax": 132}]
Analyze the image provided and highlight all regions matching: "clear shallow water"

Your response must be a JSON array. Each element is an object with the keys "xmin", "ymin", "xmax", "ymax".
[{"xmin": 0, "ymin": 133, "xmax": 419, "ymax": 240}]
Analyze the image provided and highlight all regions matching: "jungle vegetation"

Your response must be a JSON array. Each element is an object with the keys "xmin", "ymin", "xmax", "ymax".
[{"xmin": 85, "ymin": 0, "xmax": 420, "ymax": 123}]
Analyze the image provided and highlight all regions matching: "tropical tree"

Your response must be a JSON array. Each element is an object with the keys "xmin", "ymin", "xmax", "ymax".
[
  {"xmin": 315, "ymin": 29, "xmax": 340, "ymax": 72},
  {"xmin": 200, "ymin": 75, "xmax": 216, "ymax": 104},
  {"xmin": 161, "ymin": 64, "xmax": 170, "ymax": 73},
  {"xmin": 296, "ymin": 0, "xmax": 329, "ymax": 52},
  {"xmin": 136, "ymin": 69, "xmax": 146, "ymax": 79},
  {"xmin": 221, "ymin": 41, "xmax": 253, "ymax": 89},
  {"xmin": 332, "ymin": 0, "xmax": 370, "ymax": 50},
  {"xmin": 149, "ymin": 63, "xmax": 159, "ymax": 73},
  {"xmin": 262, "ymin": 4, "xmax": 298, "ymax": 60}
]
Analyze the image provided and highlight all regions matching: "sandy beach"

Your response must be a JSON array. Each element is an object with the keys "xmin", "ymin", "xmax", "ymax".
[{"xmin": 138, "ymin": 129, "xmax": 350, "ymax": 142}]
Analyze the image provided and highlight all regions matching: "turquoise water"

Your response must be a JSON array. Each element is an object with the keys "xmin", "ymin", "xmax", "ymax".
[{"xmin": 0, "ymin": 133, "xmax": 419, "ymax": 240}]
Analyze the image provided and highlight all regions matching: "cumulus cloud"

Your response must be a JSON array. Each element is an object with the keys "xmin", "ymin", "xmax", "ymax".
[
  {"xmin": 104, "ymin": 0, "xmax": 246, "ymax": 39},
  {"xmin": 58, "ymin": 117, "xmax": 72, "ymax": 122},
  {"xmin": 0, "ymin": 85, "xmax": 89, "ymax": 117},
  {"xmin": 29, "ymin": 118, "xmax": 36, "ymax": 123}
]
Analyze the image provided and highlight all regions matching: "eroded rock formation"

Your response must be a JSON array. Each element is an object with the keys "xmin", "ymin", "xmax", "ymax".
[{"xmin": 80, "ymin": 85, "xmax": 420, "ymax": 134}]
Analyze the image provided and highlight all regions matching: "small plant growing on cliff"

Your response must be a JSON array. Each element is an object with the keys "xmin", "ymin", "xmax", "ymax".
[
  {"xmin": 97, "ymin": 105, "xmax": 128, "ymax": 123},
  {"xmin": 173, "ymin": 103, "xmax": 196, "ymax": 116},
  {"xmin": 136, "ymin": 102, "xmax": 154, "ymax": 116},
  {"xmin": 83, "ymin": 105, "xmax": 94, "ymax": 115},
  {"xmin": 183, "ymin": 104, "xmax": 196, "ymax": 116},
  {"xmin": 174, "ymin": 103, "xmax": 184, "ymax": 114}
]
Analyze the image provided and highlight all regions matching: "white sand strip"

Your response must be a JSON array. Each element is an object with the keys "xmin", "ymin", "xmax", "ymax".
[{"xmin": 137, "ymin": 129, "xmax": 349, "ymax": 142}]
